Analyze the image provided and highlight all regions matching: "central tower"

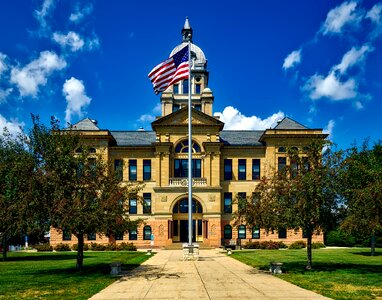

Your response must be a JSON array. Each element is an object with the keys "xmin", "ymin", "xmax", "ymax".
[{"xmin": 160, "ymin": 18, "xmax": 214, "ymax": 117}]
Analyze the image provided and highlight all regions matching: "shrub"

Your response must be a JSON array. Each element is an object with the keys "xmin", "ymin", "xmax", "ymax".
[
  {"xmin": 312, "ymin": 242, "xmax": 326, "ymax": 249},
  {"xmin": 105, "ymin": 243, "xmax": 118, "ymax": 251},
  {"xmin": 244, "ymin": 241, "xmax": 286, "ymax": 250},
  {"xmin": 54, "ymin": 243, "xmax": 71, "ymax": 251},
  {"xmin": 289, "ymin": 240, "xmax": 306, "ymax": 249},
  {"xmin": 118, "ymin": 242, "xmax": 137, "ymax": 251},
  {"xmin": 34, "ymin": 244, "xmax": 53, "ymax": 252},
  {"xmin": 72, "ymin": 243, "xmax": 89, "ymax": 251},
  {"xmin": 90, "ymin": 243, "xmax": 106, "ymax": 251},
  {"xmin": 326, "ymin": 230, "xmax": 356, "ymax": 247},
  {"xmin": 244, "ymin": 241, "xmax": 261, "ymax": 249}
]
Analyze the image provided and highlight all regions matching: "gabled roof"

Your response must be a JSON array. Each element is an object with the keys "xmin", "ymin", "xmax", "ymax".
[
  {"xmin": 273, "ymin": 117, "xmax": 308, "ymax": 130},
  {"xmin": 71, "ymin": 118, "xmax": 100, "ymax": 130},
  {"xmin": 110, "ymin": 131, "xmax": 156, "ymax": 146},
  {"xmin": 220, "ymin": 131, "xmax": 264, "ymax": 146}
]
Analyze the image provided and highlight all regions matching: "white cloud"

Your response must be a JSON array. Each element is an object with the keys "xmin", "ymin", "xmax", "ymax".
[
  {"xmin": 282, "ymin": 49, "xmax": 301, "ymax": 70},
  {"xmin": 334, "ymin": 45, "xmax": 373, "ymax": 74},
  {"xmin": 63, "ymin": 77, "xmax": 92, "ymax": 124},
  {"xmin": 354, "ymin": 100, "xmax": 363, "ymax": 109},
  {"xmin": 0, "ymin": 114, "xmax": 24, "ymax": 137},
  {"xmin": 304, "ymin": 72, "xmax": 357, "ymax": 100},
  {"xmin": 321, "ymin": 1, "xmax": 363, "ymax": 35},
  {"xmin": 137, "ymin": 103, "xmax": 161, "ymax": 124},
  {"xmin": 0, "ymin": 88, "xmax": 13, "ymax": 104},
  {"xmin": 53, "ymin": 32, "xmax": 85, "ymax": 52},
  {"xmin": 138, "ymin": 114, "xmax": 156, "ymax": 122},
  {"xmin": 0, "ymin": 53, "xmax": 8, "ymax": 76},
  {"xmin": 10, "ymin": 51, "xmax": 67, "ymax": 97},
  {"xmin": 33, "ymin": 0, "xmax": 56, "ymax": 35},
  {"xmin": 366, "ymin": 3, "xmax": 382, "ymax": 24},
  {"xmin": 323, "ymin": 119, "xmax": 335, "ymax": 140},
  {"xmin": 214, "ymin": 106, "xmax": 285, "ymax": 130},
  {"xmin": 69, "ymin": 3, "xmax": 93, "ymax": 23}
]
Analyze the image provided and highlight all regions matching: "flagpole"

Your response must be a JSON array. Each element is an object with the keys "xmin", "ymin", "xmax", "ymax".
[{"xmin": 187, "ymin": 39, "xmax": 193, "ymax": 247}]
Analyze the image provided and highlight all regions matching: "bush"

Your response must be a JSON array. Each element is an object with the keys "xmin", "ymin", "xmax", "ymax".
[
  {"xmin": 118, "ymin": 242, "xmax": 137, "ymax": 251},
  {"xmin": 90, "ymin": 243, "xmax": 106, "ymax": 251},
  {"xmin": 243, "ymin": 241, "xmax": 261, "ymax": 249},
  {"xmin": 33, "ymin": 244, "xmax": 53, "ymax": 252},
  {"xmin": 105, "ymin": 243, "xmax": 118, "ymax": 251},
  {"xmin": 243, "ymin": 240, "xmax": 287, "ymax": 250},
  {"xmin": 312, "ymin": 242, "xmax": 326, "ymax": 249},
  {"xmin": 326, "ymin": 230, "xmax": 356, "ymax": 247},
  {"xmin": 54, "ymin": 243, "xmax": 71, "ymax": 251},
  {"xmin": 71, "ymin": 243, "xmax": 89, "ymax": 251},
  {"xmin": 289, "ymin": 240, "xmax": 306, "ymax": 249}
]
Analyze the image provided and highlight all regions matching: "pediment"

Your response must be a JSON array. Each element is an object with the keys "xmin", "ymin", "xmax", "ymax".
[{"xmin": 152, "ymin": 107, "xmax": 224, "ymax": 130}]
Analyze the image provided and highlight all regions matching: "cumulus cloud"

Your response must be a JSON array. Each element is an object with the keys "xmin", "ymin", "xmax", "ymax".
[
  {"xmin": 0, "ymin": 88, "xmax": 13, "ymax": 104},
  {"xmin": 0, "ymin": 114, "xmax": 24, "ymax": 136},
  {"xmin": 323, "ymin": 119, "xmax": 335, "ymax": 140},
  {"xmin": 282, "ymin": 49, "xmax": 301, "ymax": 70},
  {"xmin": 69, "ymin": 3, "xmax": 93, "ymax": 23},
  {"xmin": 0, "ymin": 53, "xmax": 8, "ymax": 76},
  {"xmin": 366, "ymin": 3, "xmax": 382, "ymax": 24},
  {"xmin": 33, "ymin": 0, "xmax": 56, "ymax": 36},
  {"xmin": 63, "ymin": 77, "xmax": 92, "ymax": 124},
  {"xmin": 321, "ymin": 1, "xmax": 363, "ymax": 35},
  {"xmin": 52, "ymin": 32, "xmax": 85, "ymax": 52},
  {"xmin": 137, "ymin": 103, "xmax": 161, "ymax": 124},
  {"xmin": 10, "ymin": 51, "xmax": 67, "ymax": 97},
  {"xmin": 214, "ymin": 106, "xmax": 285, "ymax": 130},
  {"xmin": 334, "ymin": 45, "xmax": 373, "ymax": 74}
]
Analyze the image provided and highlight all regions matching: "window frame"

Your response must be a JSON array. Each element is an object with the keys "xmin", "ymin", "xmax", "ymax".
[
  {"xmin": 252, "ymin": 159, "xmax": 261, "ymax": 180},
  {"xmin": 278, "ymin": 228, "xmax": 287, "ymax": 239},
  {"xmin": 238, "ymin": 225, "xmax": 246, "ymax": 239},
  {"xmin": 224, "ymin": 192, "xmax": 232, "ymax": 213},
  {"xmin": 143, "ymin": 193, "xmax": 151, "ymax": 214},
  {"xmin": 62, "ymin": 229, "xmax": 71, "ymax": 241},
  {"xmin": 129, "ymin": 198, "xmax": 137, "ymax": 214},
  {"xmin": 143, "ymin": 226, "xmax": 152, "ymax": 240},
  {"xmin": 252, "ymin": 226, "xmax": 260, "ymax": 239},
  {"xmin": 129, "ymin": 228, "xmax": 137, "ymax": 240},
  {"xmin": 129, "ymin": 159, "xmax": 137, "ymax": 181},
  {"xmin": 224, "ymin": 159, "xmax": 233, "ymax": 180},
  {"xmin": 238, "ymin": 159, "xmax": 246, "ymax": 180},
  {"xmin": 143, "ymin": 160, "xmax": 151, "ymax": 181},
  {"xmin": 224, "ymin": 225, "xmax": 232, "ymax": 239},
  {"xmin": 114, "ymin": 159, "xmax": 123, "ymax": 181}
]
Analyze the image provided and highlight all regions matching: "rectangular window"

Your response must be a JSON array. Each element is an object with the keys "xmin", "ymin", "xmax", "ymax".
[
  {"xmin": 143, "ymin": 160, "xmax": 151, "ymax": 181},
  {"xmin": 182, "ymin": 80, "xmax": 188, "ymax": 94},
  {"xmin": 278, "ymin": 228, "xmax": 287, "ymax": 239},
  {"xmin": 238, "ymin": 159, "xmax": 246, "ymax": 180},
  {"xmin": 62, "ymin": 229, "xmax": 71, "ymax": 241},
  {"xmin": 174, "ymin": 159, "xmax": 201, "ymax": 178},
  {"xmin": 143, "ymin": 193, "xmax": 151, "ymax": 214},
  {"xmin": 195, "ymin": 84, "xmax": 201, "ymax": 94},
  {"xmin": 88, "ymin": 158, "xmax": 96, "ymax": 177},
  {"xmin": 114, "ymin": 159, "xmax": 123, "ymax": 181},
  {"xmin": 197, "ymin": 219, "xmax": 202, "ymax": 236},
  {"xmin": 238, "ymin": 225, "xmax": 246, "ymax": 239},
  {"xmin": 224, "ymin": 192, "xmax": 232, "ymax": 213},
  {"xmin": 129, "ymin": 159, "xmax": 137, "ymax": 181},
  {"xmin": 238, "ymin": 192, "xmax": 247, "ymax": 210},
  {"xmin": 291, "ymin": 159, "xmax": 299, "ymax": 178},
  {"xmin": 115, "ymin": 232, "xmax": 124, "ymax": 241},
  {"xmin": 302, "ymin": 157, "xmax": 310, "ymax": 172},
  {"xmin": 129, "ymin": 228, "xmax": 137, "ymax": 240},
  {"xmin": 224, "ymin": 159, "xmax": 232, "ymax": 180},
  {"xmin": 173, "ymin": 84, "xmax": 179, "ymax": 94},
  {"xmin": 173, "ymin": 220, "xmax": 178, "ymax": 236},
  {"xmin": 129, "ymin": 198, "xmax": 137, "ymax": 214},
  {"xmin": 87, "ymin": 233, "xmax": 96, "ymax": 241},
  {"xmin": 252, "ymin": 159, "xmax": 260, "ymax": 180},
  {"xmin": 278, "ymin": 157, "xmax": 287, "ymax": 173},
  {"xmin": 252, "ymin": 226, "xmax": 260, "ymax": 239},
  {"xmin": 194, "ymin": 104, "xmax": 201, "ymax": 111},
  {"xmin": 173, "ymin": 104, "xmax": 180, "ymax": 112}
]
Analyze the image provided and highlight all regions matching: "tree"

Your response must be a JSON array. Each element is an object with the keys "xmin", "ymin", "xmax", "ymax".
[
  {"xmin": 30, "ymin": 116, "xmax": 144, "ymax": 270},
  {"xmin": 235, "ymin": 140, "xmax": 342, "ymax": 269},
  {"xmin": 340, "ymin": 140, "xmax": 382, "ymax": 256}
]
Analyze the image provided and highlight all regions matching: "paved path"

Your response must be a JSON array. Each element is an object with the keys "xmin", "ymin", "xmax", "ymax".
[{"xmin": 89, "ymin": 249, "xmax": 330, "ymax": 300}]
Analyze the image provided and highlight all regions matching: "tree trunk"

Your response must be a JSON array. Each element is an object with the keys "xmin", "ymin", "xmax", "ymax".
[
  {"xmin": 306, "ymin": 233, "xmax": 312, "ymax": 270},
  {"xmin": 2, "ymin": 236, "xmax": 7, "ymax": 262},
  {"xmin": 76, "ymin": 233, "xmax": 84, "ymax": 270},
  {"xmin": 371, "ymin": 234, "xmax": 376, "ymax": 257}
]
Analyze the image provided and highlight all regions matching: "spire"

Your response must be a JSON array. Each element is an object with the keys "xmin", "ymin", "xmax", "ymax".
[{"xmin": 182, "ymin": 17, "xmax": 193, "ymax": 42}]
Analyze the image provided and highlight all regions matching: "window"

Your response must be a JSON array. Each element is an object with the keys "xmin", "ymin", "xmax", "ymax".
[
  {"xmin": 194, "ymin": 104, "xmax": 201, "ymax": 111},
  {"xmin": 278, "ymin": 147, "xmax": 286, "ymax": 153},
  {"xmin": 238, "ymin": 192, "xmax": 247, "ymax": 210},
  {"xmin": 182, "ymin": 80, "xmax": 188, "ymax": 94},
  {"xmin": 302, "ymin": 229, "xmax": 309, "ymax": 239},
  {"xmin": 143, "ymin": 226, "xmax": 152, "ymax": 240},
  {"xmin": 87, "ymin": 233, "xmax": 96, "ymax": 241},
  {"xmin": 278, "ymin": 157, "xmax": 287, "ymax": 173},
  {"xmin": 238, "ymin": 225, "xmax": 246, "ymax": 239},
  {"xmin": 129, "ymin": 159, "xmax": 137, "ymax": 181},
  {"xmin": 143, "ymin": 160, "xmax": 151, "ymax": 181},
  {"xmin": 197, "ymin": 219, "xmax": 202, "ymax": 236},
  {"xmin": 129, "ymin": 228, "xmax": 137, "ymax": 240},
  {"xmin": 174, "ymin": 159, "xmax": 201, "ymax": 178},
  {"xmin": 129, "ymin": 198, "xmax": 137, "ymax": 214},
  {"xmin": 88, "ymin": 158, "xmax": 96, "ymax": 177},
  {"xmin": 224, "ymin": 225, "xmax": 232, "ymax": 239},
  {"xmin": 252, "ymin": 226, "xmax": 260, "ymax": 239},
  {"xmin": 115, "ymin": 232, "xmax": 124, "ymax": 241},
  {"xmin": 278, "ymin": 228, "xmax": 287, "ymax": 239},
  {"xmin": 291, "ymin": 159, "xmax": 299, "ymax": 178},
  {"xmin": 173, "ymin": 84, "xmax": 179, "ymax": 94},
  {"xmin": 252, "ymin": 159, "xmax": 260, "ymax": 180},
  {"xmin": 302, "ymin": 157, "xmax": 310, "ymax": 172},
  {"xmin": 75, "ymin": 148, "xmax": 83, "ymax": 153},
  {"xmin": 224, "ymin": 192, "xmax": 232, "ymax": 213},
  {"xmin": 172, "ymin": 199, "xmax": 203, "ymax": 213},
  {"xmin": 173, "ymin": 104, "xmax": 180, "ymax": 112},
  {"xmin": 143, "ymin": 193, "xmax": 151, "ymax": 214},
  {"xmin": 238, "ymin": 159, "xmax": 246, "ymax": 180},
  {"xmin": 175, "ymin": 140, "xmax": 201, "ymax": 153},
  {"xmin": 89, "ymin": 147, "xmax": 96, "ymax": 153},
  {"xmin": 62, "ymin": 229, "xmax": 71, "ymax": 241},
  {"xmin": 114, "ymin": 159, "xmax": 123, "ymax": 181},
  {"xmin": 224, "ymin": 159, "xmax": 232, "ymax": 180},
  {"xmin": 195, "ymin": 83, "xmax": 201, "ymax": 94}
]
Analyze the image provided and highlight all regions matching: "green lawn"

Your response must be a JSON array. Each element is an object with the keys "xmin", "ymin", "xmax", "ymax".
[
  {"xmin": 231, "ymin": 248, "xmax": 382, "ymax": 300},
  {"xmin": 0, "ymin": 251, "xmax": 150, "ymax": 300}
]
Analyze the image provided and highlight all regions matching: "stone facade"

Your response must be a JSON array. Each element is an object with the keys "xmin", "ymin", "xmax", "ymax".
[{"xmin": 50, "ymin": 19, "xmax": 326, "ymax": 249}]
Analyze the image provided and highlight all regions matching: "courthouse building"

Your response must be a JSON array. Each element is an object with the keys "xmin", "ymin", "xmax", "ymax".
[{"xmin": 50, "ymin": 19, "xmax": 326, "ymax": 248}]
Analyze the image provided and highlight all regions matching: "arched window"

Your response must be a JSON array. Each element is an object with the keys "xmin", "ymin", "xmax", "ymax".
[
  {"xmin": 173, "ymin": 199, "xmax": 203, "ymax": 213},
  {"xmin": 143, "ymin": 226, "xmax": 152, "ymax": 240},
  {"xmin": 75, "ymin": 147, "xmax": 83, "ymax": 153},
  {"xmin": 278, "ymin": 147, "xmax": 286, "ymax": 153},
  {"xmin": 224, "ymin": 225, "xmax": 232, "ymax": 239},
  {"xmin": 252, "ymin": 226, "xmax": 260, "ymax": 239},
  {"xmin": 175, "ymin": 140, "xmax": 201, "ymax": 153},
  {"xmin": 238, "ymin": 225, "xmax": 246, "ymax": 239},
  {"xmin": 89, "ymin": 147, "xmax": 96, "ymax": 153}
]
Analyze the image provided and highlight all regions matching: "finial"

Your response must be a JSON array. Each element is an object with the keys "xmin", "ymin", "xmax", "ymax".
[
  {"xmin": 181, "ymin": 17, "xmax": 193, "ymax": 42},
  {"xmin": 184, "ymin": 17, "xmax": 191, "ymax": 29}
]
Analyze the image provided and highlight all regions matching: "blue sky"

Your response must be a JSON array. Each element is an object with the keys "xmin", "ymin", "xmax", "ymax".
[{"xmin": 0, "ymin": 0, "xmax": 381, "ymax": 149}]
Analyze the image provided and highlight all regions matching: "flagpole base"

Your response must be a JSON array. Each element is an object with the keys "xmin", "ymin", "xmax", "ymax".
[{"xmin": 182, "ymin": 243, "xmax": 199, "ymax": 261}]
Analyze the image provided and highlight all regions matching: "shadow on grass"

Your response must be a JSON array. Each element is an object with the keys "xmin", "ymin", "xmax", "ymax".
[
  {"xmin": 351, "ymin": 251, "xmax": 382, "ymax": 257},
  {"xmin": 4, "ymin": 253, "xmax": 86, "ymax": 262}
]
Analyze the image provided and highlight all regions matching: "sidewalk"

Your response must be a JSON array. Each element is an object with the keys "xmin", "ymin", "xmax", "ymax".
[{"xmin": 89, "ymin": 249, "xmax": 330, "ymax": 300}]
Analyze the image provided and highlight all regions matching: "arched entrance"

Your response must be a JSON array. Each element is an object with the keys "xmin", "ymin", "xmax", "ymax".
[{"xmin": 172, "ymin": 199, "xmax": 203, "ymax": 243}]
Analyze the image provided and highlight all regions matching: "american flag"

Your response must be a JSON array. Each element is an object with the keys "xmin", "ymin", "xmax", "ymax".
[{"xmin": 148, "ymin": 45, "xmax": 189, "ymax": 95}]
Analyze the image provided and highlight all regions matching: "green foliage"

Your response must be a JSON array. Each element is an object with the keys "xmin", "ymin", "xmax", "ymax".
[
  {"xmin": 326, "ymin": 229, "xmax": 356, "ymax": 247},
  {"xmin": 311, "ymin": 242, "xmax": 325, "ymax": 249},
  {"xmin": 54, "ymin": 243, "xmax": 71, "ymax": 251},
  {"xmin": 90, "ymin": 243, "xmax": 106, "ymax": 251},
  {"xmin": 71, "ymin": 243, "xmax": 89, "ymax": 251},
  {"xmin": 243, "ymin": 240, "xmax": 287, "ymax": 250},
  {"xmin": 33, "ymin": 244, "xmax": 53, "ymax": 252},
  {"xmin": 117, "ymin": 242, "xmax": 137, "ymax": 251},
  {"xmin": 288, "ymin": 241, "xmax": 306, "ymax": 249}
]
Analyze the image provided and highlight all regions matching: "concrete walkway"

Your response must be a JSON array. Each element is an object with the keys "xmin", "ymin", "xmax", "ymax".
[{"xmin": 89, "ymin": 249, "xmax": 330, "ymax": 300}]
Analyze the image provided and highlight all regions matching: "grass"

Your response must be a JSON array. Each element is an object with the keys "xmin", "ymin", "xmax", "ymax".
[
  {"xmin": 0, "ymin": 251, "xmax": 150, "ymax": 300},
  {"xmin": 231, "ymin": 248, "xmax": 382, "ymax": 300}
]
